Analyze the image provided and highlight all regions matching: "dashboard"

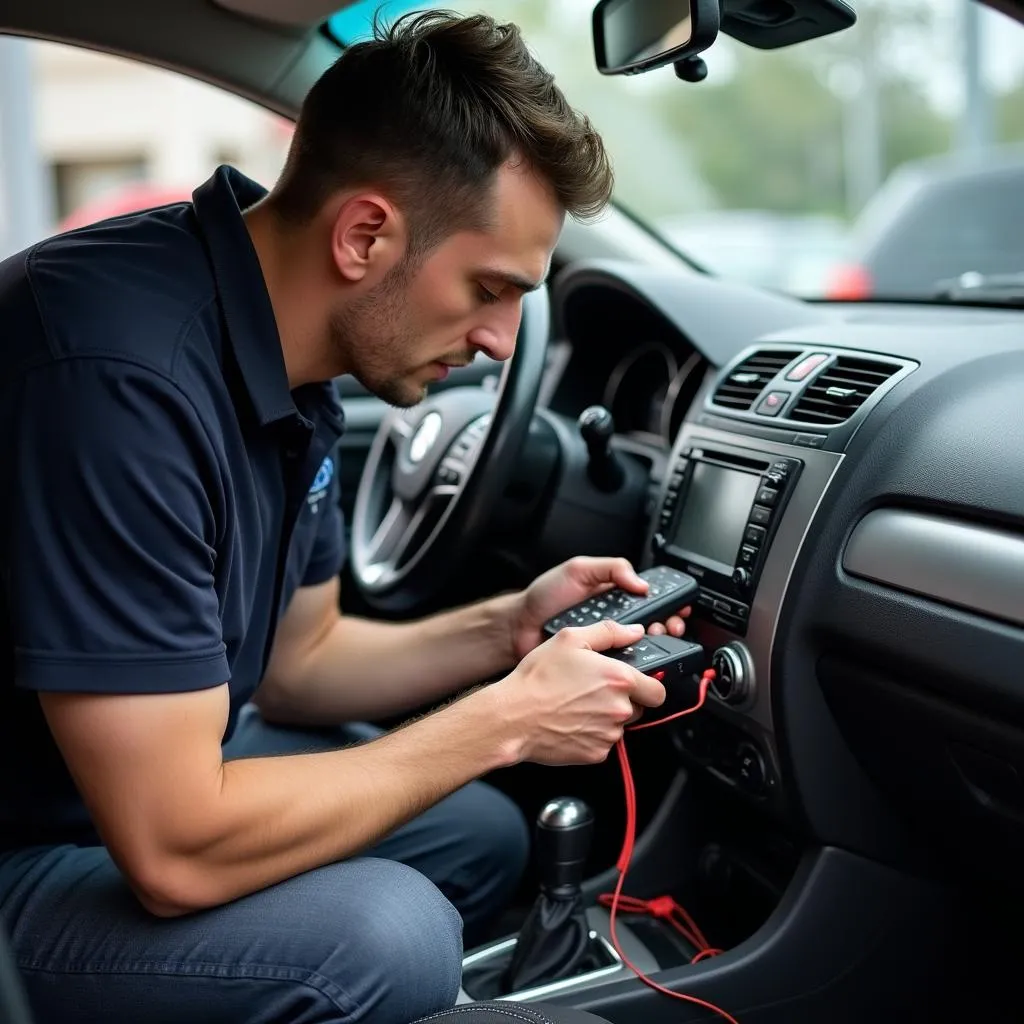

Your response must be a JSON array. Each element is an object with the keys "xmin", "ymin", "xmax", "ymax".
[
  {"xmin": 543, "ymin": 278, "xmax": 707, "ymax": 448},
  {"xmin": 545, "ymin": 259, "xmax": 1024, "ymax": 885}
]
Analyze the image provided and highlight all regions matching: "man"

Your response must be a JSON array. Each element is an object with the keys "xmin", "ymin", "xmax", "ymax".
[{"xmin": 0, "ymin": 11, "xmax": 690, "ymax": 1024}]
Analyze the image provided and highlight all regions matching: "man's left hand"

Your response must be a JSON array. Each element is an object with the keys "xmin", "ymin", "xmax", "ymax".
[{"xmin": 509, "ymin": 556, "xmax": 691, "ymax": 662}]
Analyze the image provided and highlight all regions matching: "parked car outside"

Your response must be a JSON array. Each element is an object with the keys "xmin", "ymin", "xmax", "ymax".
[{"xmin": 826, "ymin": 146, "xmax": 1024, "ymax": 300}]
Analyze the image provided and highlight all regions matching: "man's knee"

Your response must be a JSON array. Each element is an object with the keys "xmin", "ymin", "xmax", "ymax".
[
  {"xmin": 312, "ymin": 858, "xmax": 463, "ymax": 1021},
  {"xmin": 0, "ymin": 849, "xmax": 463, "ymax": 1024}
]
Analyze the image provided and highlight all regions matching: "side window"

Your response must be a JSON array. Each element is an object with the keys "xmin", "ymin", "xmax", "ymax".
[{"xmin": 0, "ymin": 36, "xmax": 292, "ymax": 259}]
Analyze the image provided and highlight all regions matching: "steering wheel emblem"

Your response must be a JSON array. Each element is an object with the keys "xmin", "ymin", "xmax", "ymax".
[{"xmin": 408, "ymin": 411, "xmax": 443, "ymax": 464}]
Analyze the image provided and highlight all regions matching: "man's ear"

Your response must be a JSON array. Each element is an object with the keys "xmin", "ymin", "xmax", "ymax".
[{"xmin": 330, "ymin": 194, "xmax": 407, "ymax": 284}]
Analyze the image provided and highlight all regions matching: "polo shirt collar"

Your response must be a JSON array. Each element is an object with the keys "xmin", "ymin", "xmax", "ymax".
[{"xmin": 192, "ymin": 165, "xmax": 296, "ymax": 427}]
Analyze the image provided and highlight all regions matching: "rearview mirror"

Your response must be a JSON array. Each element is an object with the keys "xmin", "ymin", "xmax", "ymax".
[{"xmin": 592, "ymin": 0, "xmax": 720, "ymax": 76}]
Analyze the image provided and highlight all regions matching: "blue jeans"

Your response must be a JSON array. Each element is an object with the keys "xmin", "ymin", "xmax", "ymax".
[{"xmin": 0, "ymin": 707, "xmax": 530, "ymax": 1024}]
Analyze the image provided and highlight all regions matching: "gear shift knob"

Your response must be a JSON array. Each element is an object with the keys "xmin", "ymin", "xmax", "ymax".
[
  {"xmin": 577, "ymin": 406, "xmax": 625, "ymax": 492},
  {"xmin": 536, "ymin": 797, "xmax": 594, "ymax": 894}
]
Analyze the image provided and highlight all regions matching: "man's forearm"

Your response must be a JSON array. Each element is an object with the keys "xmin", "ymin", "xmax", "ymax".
[
  {"xmin": 256, "ymin": 591, "xmax": 521, "ymax": 725},
  {"xmin": 141, "ymin": 687, "xmax": 519, "ymax": 915}
]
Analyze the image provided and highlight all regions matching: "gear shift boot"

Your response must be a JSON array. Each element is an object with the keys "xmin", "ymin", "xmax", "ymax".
[
  {"xmin": 460, "ymin": 915, "xmax": 619, "ymax": 1002},
  {"xmin": 499, "ymin": 886, "xmax": 593, "ymax": 993},
  {"xmin": 462, "ymin": 797, "xmax": 614, "ymax": 1000}
]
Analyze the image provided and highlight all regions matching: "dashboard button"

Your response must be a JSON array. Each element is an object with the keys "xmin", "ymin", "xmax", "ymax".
[
  {"xmin": 756, "ymin": 487, "xmax": 779, "ymax": 507},
  {"xmin": 794, "ymin": 432, "xmax": 826, "ymax": 448},
  {"xmin": 738, "ymin": 544, "xmax": 758, "ymax": 568},
  {"xmin": 755, "ymin": 390, "xmax": 789, "ymax": 417},
  {"xmin": 744, "ymin": 524, "xmax": 767, "ymax": 545},
  {"xmin": 711, "ymin": 642, "xmax": 753, "ymax": 704},
  {"xmin": 710, "ymin": 609, "xmax": 741, "ymax": 631},
  {"xmin": 715, "ymin": 597, "xmax": 750, "ymax": 620},
  {"xmin": 736, "ymin": 742, "xmax": 768, "ymax": 795},
  {"xmin": 749, "ymin": 504, "xmax": 772, "ymax": 525},
  {"xmin": 732, "ymin": 567, "xmax": 751, "ymax": 587},
  {"xmin": 786, "ymin": 353, "xmax": 829, "ymax": 382},
  {"xmin": 712, "ymin": 651, "xmax": 736, "ymax": 699}
]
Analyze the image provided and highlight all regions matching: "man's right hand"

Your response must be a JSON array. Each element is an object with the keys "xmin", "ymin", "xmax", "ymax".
[{"xmin": 489, "ymin": 619, "xmax": 666, "ymax": 766}]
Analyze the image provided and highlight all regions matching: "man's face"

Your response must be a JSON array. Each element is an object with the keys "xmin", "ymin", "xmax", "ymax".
[{"xmin": 331, "ymin": 161, "xmax": 564, "ymax": 408}]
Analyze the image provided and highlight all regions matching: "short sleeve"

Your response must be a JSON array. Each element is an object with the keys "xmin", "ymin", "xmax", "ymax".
[
  {"xmin": 10, "ymin": 358, "xmax": 229, "ymax": 694},
  {"xmin": 300, "ymin": 449, "xmax": 346, "ymax": 587}
]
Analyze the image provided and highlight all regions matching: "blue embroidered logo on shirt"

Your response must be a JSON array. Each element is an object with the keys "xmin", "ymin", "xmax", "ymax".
[{"xmin": 307, "ymin": 455, "xmax": 334, "ymax": 512}]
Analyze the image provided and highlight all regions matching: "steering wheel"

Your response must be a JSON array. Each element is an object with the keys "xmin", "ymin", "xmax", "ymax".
[{"xmin": 350, "ymin": 287, "xmax": 551, "ymax": 612}]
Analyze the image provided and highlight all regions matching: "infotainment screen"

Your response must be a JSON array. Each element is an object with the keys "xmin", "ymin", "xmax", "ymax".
[{"xmin": 671, "ymin": 462, "xmax": 761, "ymax": 571}]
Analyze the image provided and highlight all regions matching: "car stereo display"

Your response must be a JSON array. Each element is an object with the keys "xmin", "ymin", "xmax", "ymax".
[
  {"xmin": 671, "ymin": 462, "xmax": 761, "ymax": 573},
  {"xmin": 655, "ymin": 445, "xmax": 803, "ymax": 633}
]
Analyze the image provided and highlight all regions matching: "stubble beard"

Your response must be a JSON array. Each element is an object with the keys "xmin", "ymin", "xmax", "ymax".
[{"xmin": 329, "ymin": 262, "xmax": 427, "ymax": 409}]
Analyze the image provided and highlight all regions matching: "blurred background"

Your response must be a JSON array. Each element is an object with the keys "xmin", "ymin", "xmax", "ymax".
[{"xmin": 3, "ymin": 0, "xmax": 1024, "ymax": 300}]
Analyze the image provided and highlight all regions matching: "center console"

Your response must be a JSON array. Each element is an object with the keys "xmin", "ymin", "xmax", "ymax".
[
  {"xmin": 457, "ymin": 418, "xmax": 847, "ymax": 1009},
  {"xmin": 644, "ymin": 423, "xmax": 843, "ymax": 813}
]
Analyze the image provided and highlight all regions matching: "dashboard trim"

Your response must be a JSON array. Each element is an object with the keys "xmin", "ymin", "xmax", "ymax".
[{"xmin": 843, "ymin": 508, "xmax": 1024, "ymax": 630}]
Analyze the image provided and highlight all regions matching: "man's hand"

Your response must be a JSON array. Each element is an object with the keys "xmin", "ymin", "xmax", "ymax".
[
  {"xmin": 490, "ymin": 619, "xmax": 667, "ymax": 766},
  {"xmin": 509, "ymin": 555, "xmax": 691, "ymax": 661}
]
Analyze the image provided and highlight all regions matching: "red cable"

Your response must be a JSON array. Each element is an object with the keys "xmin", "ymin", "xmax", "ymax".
[{"xmin": 599, "ymin": 669, "xmax": 741, "ymax": 1024}]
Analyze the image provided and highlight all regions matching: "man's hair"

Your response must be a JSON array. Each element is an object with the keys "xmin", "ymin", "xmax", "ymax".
[{"xmin": 270, "ymin": 9, "xmax": 613, "ymax": 254}]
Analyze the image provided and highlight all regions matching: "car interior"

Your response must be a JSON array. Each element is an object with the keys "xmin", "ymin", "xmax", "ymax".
[{"xmin": 4, "ymin": 0, "xmax": 1024, "ymax": 1022}]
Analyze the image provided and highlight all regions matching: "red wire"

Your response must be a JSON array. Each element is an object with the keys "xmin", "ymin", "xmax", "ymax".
[
  {"xmin": 627, "ymin": 671, "xmax": 711, "ymax": 731},
  {"xmin": 599, "ymin": 669, "xmax": 741, "ymax": 1024}
]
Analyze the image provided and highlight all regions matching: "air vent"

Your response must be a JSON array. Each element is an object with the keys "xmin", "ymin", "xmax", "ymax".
[
  {"xmin": 789, "ymin": 356, "xmax": 900, "ymax": 425},
  {"xmin": 712, "ymin": 350, "xmax": 800, "ymax": 411}
]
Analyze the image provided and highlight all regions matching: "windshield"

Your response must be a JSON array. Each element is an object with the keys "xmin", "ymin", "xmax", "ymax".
[{"xmin": 328, "ymin": 0, "xmax": 1024, "ymax": 301}]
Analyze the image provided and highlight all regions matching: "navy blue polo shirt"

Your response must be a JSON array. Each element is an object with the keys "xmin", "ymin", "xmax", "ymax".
[{"xmin": 0, "ymin": 166, "xmax": 347, "ymax": 848}]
